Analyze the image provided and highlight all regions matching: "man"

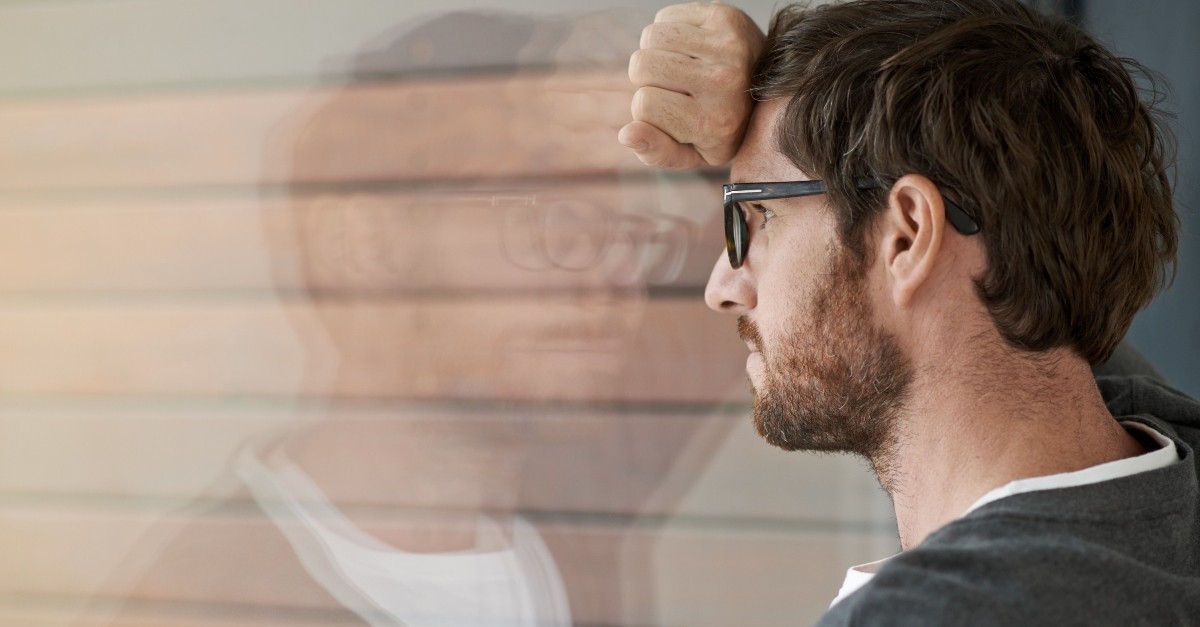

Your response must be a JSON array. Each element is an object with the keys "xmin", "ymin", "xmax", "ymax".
[{"xmin": 622, "ymin": 0, "xmax": 1200, "ymax": 623}]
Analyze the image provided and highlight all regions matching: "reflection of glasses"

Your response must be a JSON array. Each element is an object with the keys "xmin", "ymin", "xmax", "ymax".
[
  {"xmin": 500, "ymin": 195, "xmax": 694, "ymax": 284},
  {"xmin": 722, "ymin": 179, "xmax": 981, "ymax": 269}
]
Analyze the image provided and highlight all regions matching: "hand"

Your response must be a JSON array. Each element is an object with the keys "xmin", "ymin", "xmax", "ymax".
[{"xmin": 619, "ymin": 2, "xmax": 765, "ymax": 169}]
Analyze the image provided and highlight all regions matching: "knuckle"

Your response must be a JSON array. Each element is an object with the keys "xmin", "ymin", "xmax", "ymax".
[
  {"xmin": 707, "ymin": 3, "xmax": 733, "ymax": 21},
  {"xmin": 653, "ymin": 3, "xmax": 684, "ymax": 23},
  {"xmin": 706, "ymin": 3, "xmax": 743, "ymax": 28},
  {"xmin": 640, "ymin": 24, "xmax": 656, "ymax": 49},
  {"xmin": 713, "ymin": 32, "xmax": 752, "ymax": 64},
  {"xmin": 649, "ymin": 22, "xmax": 676, "ymax": 43},
  {"xmin": 642, "ymin": 22, "xmax": 676, "ymax": 51},
  {"xmin": 630, "ymin": 87, "xmax": 652, "ymax": 120},
  {"xmin": 628, "ymin": 49, "xmax": 647, "ymax": 82}
]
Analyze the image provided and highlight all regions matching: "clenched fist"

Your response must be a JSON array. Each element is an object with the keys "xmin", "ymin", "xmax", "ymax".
[{"xmin": 619, "ymin": 2, "xmax": 765, "ymax": 169}]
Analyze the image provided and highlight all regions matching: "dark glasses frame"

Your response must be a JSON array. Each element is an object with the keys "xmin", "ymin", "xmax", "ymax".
[{"xmin": 722, "ymin": 179, "xmax": 981, "ymax": 269}]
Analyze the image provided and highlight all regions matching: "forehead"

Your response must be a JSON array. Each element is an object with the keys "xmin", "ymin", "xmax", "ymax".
[{"xmin": 729, "ymin": 98, "xmax": 810, "ymax": 184}]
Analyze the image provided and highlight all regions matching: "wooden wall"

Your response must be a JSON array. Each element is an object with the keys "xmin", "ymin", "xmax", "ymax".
[{"xmin": 0, "ymin": 2, "xmax": 894, "ymax": 626}]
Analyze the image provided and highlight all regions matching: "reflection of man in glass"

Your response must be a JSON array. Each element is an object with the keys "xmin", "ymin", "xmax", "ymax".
[{"xmin": 93, "ymin": 9, "xmax": 741, "ymax": 627}]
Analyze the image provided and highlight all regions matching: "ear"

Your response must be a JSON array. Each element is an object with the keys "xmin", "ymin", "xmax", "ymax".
[{"xmin": 878, "ymin": 174, "xmax": 947, "ymax": 308}]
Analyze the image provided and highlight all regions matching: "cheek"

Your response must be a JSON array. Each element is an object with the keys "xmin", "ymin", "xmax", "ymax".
[
  {"xmin": 758, "ymin": 211, "xmax": 838, "ymax": 272},
  {"xmin": 753, "ymin": 275, "xmax": 812, "ymax": 353},
  {"xmin": 755, "ymin": 252, "xmax": 838, "ymax": 345},
  {"xmin": 751, "ymin": 210, "xmax": 842, "ymax": 327}
]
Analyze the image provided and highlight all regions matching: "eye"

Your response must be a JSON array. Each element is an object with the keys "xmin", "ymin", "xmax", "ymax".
[{"xmin": 752, "ymin": 203, "xmax": 775, "ymax": 229}]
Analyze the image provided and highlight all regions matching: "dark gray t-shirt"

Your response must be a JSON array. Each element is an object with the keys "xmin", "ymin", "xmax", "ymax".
[{"xmin": 818, "ymin": 376, "xmax": 1200, "ymax": 626}]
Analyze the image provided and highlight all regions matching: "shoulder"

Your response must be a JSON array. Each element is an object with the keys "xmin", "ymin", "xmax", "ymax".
[
  {"xmin": 817, "ymin": 531, "xmax": 1046, "ymax": 627},
  {"xmin": 1096, "ymin": 375, "xmax": 1200, "ymax": 477},
  {"xmin": 817, "ymin": 507, "xmax": 1200, "ymax": 626},
  {"xmin": 1098, "ymin": 373, "xmax": 1200, "ymax": 434}
]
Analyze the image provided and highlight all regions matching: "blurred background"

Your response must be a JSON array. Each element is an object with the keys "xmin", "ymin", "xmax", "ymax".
[{"xmin": 0, "ymin": 1, "xmax": 1193, "ymax": 626}]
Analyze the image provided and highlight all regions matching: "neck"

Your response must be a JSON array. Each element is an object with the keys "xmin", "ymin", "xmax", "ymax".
[{"xmin": 881, "ymin": 343, "xmax": 1145, "ymax": 550}]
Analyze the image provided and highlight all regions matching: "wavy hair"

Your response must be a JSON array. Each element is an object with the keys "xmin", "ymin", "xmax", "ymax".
[{"xmin": 752, "ymin": 0, "xmax": 1178, "ymax": 364}]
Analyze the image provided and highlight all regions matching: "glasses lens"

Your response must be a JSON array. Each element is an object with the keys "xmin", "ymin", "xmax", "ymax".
[
  {"xmin": 541, "ymin": 198, "xmax": 611, "ymax": 271},
  {"xmin": 501, "ymin": 204, "xmax": 551, "ymax": 271},
  {"xmin": 724, "ymin": 199, "xmax": 746, "ymax": 268}
]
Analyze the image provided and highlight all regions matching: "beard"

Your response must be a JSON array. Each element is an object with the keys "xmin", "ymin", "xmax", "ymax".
[{"xmin": 739, "ymin": 247, "xmax": 912, "ymax": 481}]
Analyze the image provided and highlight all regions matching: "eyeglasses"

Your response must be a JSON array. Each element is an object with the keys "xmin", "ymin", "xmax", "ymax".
[
  {"xmin": 722, "ymin": 179, "xmax": 981, "ymax": 269},
  {"xmin": 500, "ymin": 193, "xmax": 694, "ymax": 283}
]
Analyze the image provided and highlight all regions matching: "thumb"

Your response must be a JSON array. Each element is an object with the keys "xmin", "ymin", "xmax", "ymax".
[{"xmin": 619, "ymin": 121, "xmax": 707, "ymax": 170}]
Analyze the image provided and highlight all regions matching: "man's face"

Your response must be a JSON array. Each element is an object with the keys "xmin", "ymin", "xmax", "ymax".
[{"xmin": 705, "ymin": 100, "xmax": 912, "ymax": 473}]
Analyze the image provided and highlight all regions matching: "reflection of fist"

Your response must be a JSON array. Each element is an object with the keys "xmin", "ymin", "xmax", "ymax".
[{"xmin": 619, "ymin": 2, "xmax": 764, "ymax": 169}]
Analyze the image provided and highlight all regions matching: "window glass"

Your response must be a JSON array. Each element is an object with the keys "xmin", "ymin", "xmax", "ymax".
[{"xmin": 3, "ymin": 2, "xmax": 940, "ymax": 625}]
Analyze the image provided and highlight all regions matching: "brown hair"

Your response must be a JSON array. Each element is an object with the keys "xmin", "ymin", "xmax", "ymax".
[{"xmin": 752, "ymin": 0, "xmax": 1178, "ymax": 364}]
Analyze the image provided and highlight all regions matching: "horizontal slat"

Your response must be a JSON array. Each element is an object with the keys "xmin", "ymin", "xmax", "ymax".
[
  {"xmin": 0, "ymin": 1, "xmax": 658, "ymax": 94},
  {"xmin": 0, "ymin": 179, "xmax": 726, "ymax": 293},
  {"xmin": 0, "ymin": 603, "xmax": 365, "ymax": 627},
  {"xmin": 0, "ymin": 505, "xmax": 897, "ymax": 627},
  {"xmin": 0, "ymin": 297, "xmax": 748, "ymax": 403},
  {"xmin": 0, "ymin": 0, "xmax": 797, "ymax": 97},
  {"xmin": 0, "ymin": 405, "xmax": 891, "ymax": 523},
  {"xmin": 0, "ymin": 70, "xmax": 639, "ymax": 191}
]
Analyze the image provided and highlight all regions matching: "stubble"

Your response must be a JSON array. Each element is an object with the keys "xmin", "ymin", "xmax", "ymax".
[{"xmin": 738, "ymin": 248, "xmax": 912, "ymax": 488}]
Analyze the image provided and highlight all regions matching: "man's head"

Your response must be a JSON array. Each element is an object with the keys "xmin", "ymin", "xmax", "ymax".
[
  {"xmin": 709, "ymin": 98, "xmax": 914, "ymax": 477},
  {"xmin": 706, "ymin": 0, "xmax": 1178, "ymax": 466},
  {"xmin": 751, "ymin": 0, "xmax": 1178, "ymax": 365}
]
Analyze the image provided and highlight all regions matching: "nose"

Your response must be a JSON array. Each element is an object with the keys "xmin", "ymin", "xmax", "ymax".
[{"xmin": 704, "ymin": 250, "xmax": 756, "ymax": 314}]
